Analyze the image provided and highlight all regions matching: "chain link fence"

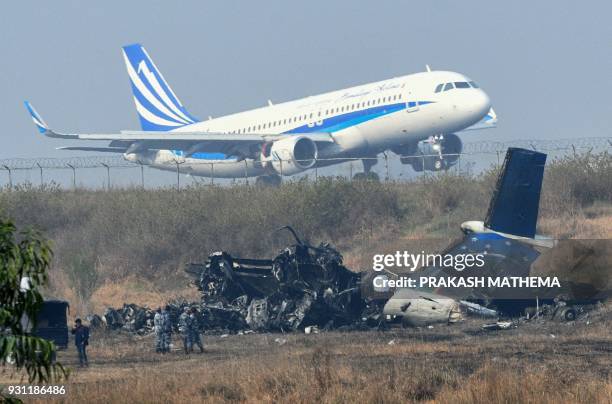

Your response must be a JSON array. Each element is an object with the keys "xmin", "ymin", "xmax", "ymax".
[{"xmin": 0, "ymin": 137, "xmax": 610, "ymax": 190}]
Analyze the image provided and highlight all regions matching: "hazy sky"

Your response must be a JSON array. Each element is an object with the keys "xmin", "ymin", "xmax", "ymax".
[{"xmin": 1, "ymin": 1, "xmax": 610, "ymax": 160}]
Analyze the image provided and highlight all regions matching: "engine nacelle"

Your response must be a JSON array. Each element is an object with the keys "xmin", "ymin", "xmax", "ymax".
[
  {"xmin": 395, "ymin": 134, "xmax": 463, "ymax": 172},
  {"xmin": 267, "ymin": 136, "xmax": 318, "ymax": 176}
]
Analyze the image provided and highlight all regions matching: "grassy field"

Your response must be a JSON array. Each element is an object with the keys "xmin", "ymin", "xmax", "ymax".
[{"xmin": 1, "ymin": 306, "xmax": 610, "ymax": 403}]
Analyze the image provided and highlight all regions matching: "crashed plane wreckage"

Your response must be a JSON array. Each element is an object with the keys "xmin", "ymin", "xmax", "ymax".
[
  {"xmin": 383, "ymin": 147, "xmax": 610, "ymax": 327},
  {"xmin": 184, "ymin": 227, "xmax": 384, "ymax": 333},
  {"xmin": 87, "ymin": 148, "xmax": 608, "ymax": 334},
  {"xmin": 89, "ymin": 230, "xmax": 384, "ymax": 335}
]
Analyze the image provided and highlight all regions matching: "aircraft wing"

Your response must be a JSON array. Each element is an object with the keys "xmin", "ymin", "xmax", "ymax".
[{"xmin": 25, "ymin": 101, "xmax": 335, "ymax": 155}]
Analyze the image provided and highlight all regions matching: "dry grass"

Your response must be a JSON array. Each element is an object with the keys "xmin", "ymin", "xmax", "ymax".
[{"xmin": 2, "ymin": 306, "xmax": 610, "ymax": 403}]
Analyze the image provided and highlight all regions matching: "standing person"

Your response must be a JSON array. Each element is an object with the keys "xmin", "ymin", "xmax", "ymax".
[
  {"xmin": 178, "ymin": 306, "xmax": 192, "ymax": 354},
  {"xmin": 189, "ymin": 308, "xmax": 204, "ymax": 353},
  {"xmin": 153, "ymin": 307, "xmax": 163, "ymax": 353},
  {"xmin": 71, "ymin": 318, "xmax": 89, "ymax": 367},
  {"xmin": 161, "ymin": 305, "xmax": 172, "ymax": 353}
]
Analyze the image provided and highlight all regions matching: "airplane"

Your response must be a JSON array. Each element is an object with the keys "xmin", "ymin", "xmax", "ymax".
[
  {"xmin": 382, "ymin": 147, "xmax": 552, "ymax": 326},
  {"xmin": 25, "ymin": 43, "xmax": 497, "ymax": 185},
  {"xmin": 381, "ymin": 147, "xmax": 609, "ymax": 326}
]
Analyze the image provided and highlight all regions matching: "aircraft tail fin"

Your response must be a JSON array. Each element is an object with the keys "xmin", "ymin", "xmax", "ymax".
[
  {"xmin": 121, "ymin": 43, "xmax": 200, "ymax": 131},
  {"xmin": 484, "ymin": 147, "xmax": 547, "ymax": 238}
]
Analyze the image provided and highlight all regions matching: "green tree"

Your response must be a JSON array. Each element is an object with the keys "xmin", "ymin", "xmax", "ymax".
[{"xmin": 0, "ymin": 219, "xmax": 68, "ymax": 402}]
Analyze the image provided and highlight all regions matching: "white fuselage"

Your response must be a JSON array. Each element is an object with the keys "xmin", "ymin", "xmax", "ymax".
[{"xmin": 125, "ymin": 70, "xmax": 492, "ymax": 178}]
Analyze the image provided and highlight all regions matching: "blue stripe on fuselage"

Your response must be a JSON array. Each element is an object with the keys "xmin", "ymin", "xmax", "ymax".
[
  {"xmin": 173, "ymin": 100, "xmax": 434, "ymax": 160},
  {"xmin": 283, "ymin": 102, "xmax": 424, "ymax": 134}
]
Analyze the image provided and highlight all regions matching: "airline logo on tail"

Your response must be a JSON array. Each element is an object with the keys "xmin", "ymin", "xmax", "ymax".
[{"xmin": 122, "ymin": 43, "xmax": 199, "ymax": 131}]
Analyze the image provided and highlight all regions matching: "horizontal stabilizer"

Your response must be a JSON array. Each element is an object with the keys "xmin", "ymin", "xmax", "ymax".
[{"xmin": 484, "ymin": 147, "xmax": 547, "ymax": 238}]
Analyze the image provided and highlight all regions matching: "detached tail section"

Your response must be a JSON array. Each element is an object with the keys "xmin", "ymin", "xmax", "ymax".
[
  {"xmin": 485, "ymin": 147, "xmax": 547, "ymax": 238},
  {"xmin": 121, "ymin": 43, "xmax": 199, "ymax": 131}
]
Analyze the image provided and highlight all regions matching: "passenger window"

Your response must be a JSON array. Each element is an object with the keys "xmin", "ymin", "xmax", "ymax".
[
  {"xmin": 443, "ymin": 83, "xmax": 454, "ymax": 91},
  {"xmin": 435, "ymin": 84, "xmax": 443, "ymax": 93},
  {"xmin": 455, "ymin": 82, "xmax": 470, "ymax": 89}
]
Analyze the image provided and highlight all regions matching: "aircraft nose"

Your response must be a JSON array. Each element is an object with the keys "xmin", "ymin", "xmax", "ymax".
[{"xmin": 470, "ymin": 90, "xmax": 491, "ymax": 118}]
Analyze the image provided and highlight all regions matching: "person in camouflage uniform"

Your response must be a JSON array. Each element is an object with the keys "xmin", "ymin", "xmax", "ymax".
[
  {"xmin": 161, "ymin": 305, "xmax": 172, "ymax": 353},
  {"xmin": 178, "ymin": 306, "xmax": 192, "ymax": 354},
  {"xmin": 153, "ymin": 307, "xmax": 163, "ymax": 353},
  {"xmin": 188, "ymin": 307, "xmax": 204, "ymax": 353}
]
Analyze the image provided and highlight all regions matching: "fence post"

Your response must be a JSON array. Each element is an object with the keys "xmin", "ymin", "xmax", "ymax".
[
  {"xmin": 137, "ymin": 161, "xmax": 145, "ymax": 188},
  {"xmin": 67, "ymin": 164, "xmax": 76, "ymax": 190},
  {"xmin": 279, "ymin": 159, "xmax": 283, "ymax": 184},
  {"xmin": 383, "ymin": 153, "xmax": 389, "ymax": 181},
  {"xmin": 349, "ymin": 160, "xmax": 353, "ymax": 180},
  {"xmin": 175, "ymin": 160, "xmax": 181, "ymax": 191},
  {"xmin": 2, "ymin": 165, "xmax": 12, "ymax": 189},
  {"xmin": 36, "ymin": 163, "xmax": 43, "ymax": 187},
  {"xmin": 102, "ymin": 163, "xmax": 111, "ymax": 190},
  {"xmin": 210, "ymin": 163, "xmax": 214, "ymax": 186}
]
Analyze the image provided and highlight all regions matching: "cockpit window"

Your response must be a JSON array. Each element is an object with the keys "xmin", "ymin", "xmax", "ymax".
[
  {"xmin": 454, "ymin": 81, "xmax": 470, "ymax": 89},
  {"xmin": 443, "ymin": 82, "xmax": 454, "ymax": 91},
  {"xmin": 469, "ymin": 81, "xmax": 479, "ymax": 88},
  {"xmin": 434, "ymin": 83, "xmax": 444, "ymax": 93}
]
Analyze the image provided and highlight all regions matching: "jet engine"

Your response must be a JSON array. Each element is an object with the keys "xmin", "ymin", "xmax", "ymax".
[
  {"xmin": 394, "ymin": 133, "xmax": 463, "ymax": 172},
  {"xmin": 266, "ymin": 136, "xmax": 318, "ymax": 176}
]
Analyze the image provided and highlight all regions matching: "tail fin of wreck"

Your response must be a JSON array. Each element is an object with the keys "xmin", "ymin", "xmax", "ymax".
[{"xmin": 484, "ymin": 147, "xmax": 547, "ymax": 238}]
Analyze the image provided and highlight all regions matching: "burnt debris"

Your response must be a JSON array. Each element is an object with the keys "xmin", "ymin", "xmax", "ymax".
[
  {"xmin": 190, "ymin": 236, "xmax": 381, "ymax": 333},
  {"xmin": 91, "ymin": 230, "xmax": 384, "ymax": 335}
]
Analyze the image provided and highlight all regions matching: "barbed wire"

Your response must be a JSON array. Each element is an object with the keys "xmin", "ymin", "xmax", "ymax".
[{"xmin": 0, "ymin": 136, "xmax": 609, "ymax": 170}]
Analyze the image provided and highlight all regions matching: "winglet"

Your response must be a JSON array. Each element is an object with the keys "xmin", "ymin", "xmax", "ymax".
[{"xmin": 24, "ymin": 101, "xmax": 49, "ymax": 134}]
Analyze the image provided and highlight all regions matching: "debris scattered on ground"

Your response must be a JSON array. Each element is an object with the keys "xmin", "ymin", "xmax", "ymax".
[
  {"xmin": 90, "ymin": 229, "xmax": 384, "ymax": 335},
  {"xmin": 187, "ymin": 229, "xmax": 384, "ymax": 333},
  {"xmin": 481, "ymin": 321, "xmax": 514, "ymax": 331}
]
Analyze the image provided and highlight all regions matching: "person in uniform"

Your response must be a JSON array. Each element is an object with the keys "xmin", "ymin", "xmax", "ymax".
[
  {"xmin": 188, "ymin": 307, "xmax": 204, "ymax": 353},
  {"xmin": 178, "ymin": 306, "xmax": 192, "ymax": 354},
  {"xmin": 161, "ymin": 305, "xmax": 172, "ymax": 353},
  {"xmin": 71, "ymin": 318, "xmax": 90, "ymax": 367},
  {"xmin": 153, "ymin": 307, "xmax": 163, "ymax": 353}
]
